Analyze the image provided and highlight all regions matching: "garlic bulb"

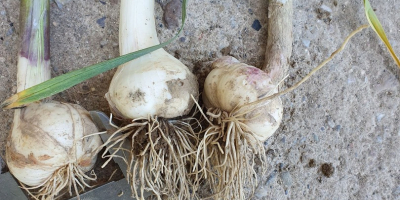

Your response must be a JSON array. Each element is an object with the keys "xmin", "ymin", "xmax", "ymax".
[
  {"xmin": 194, "ymin": 56, "xmax": 284, "ymax": 199},
  {"xmin": 106, "ymin": 0, "xmax": 198, "ymax": 120},
  {"xmin": 203, "ymin": 56, "xmax": 283, "ymax": 141},
  {"xmin": 106, "ymin": 50, "xmax": 198, "ymax": 119},
  {"xmin": 6, "ymin": 101, "xmax": 102, "ymax": 186}
]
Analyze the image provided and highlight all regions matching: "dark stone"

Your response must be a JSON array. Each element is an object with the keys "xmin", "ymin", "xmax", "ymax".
[
  {"xmin": 251, "ymin": 19, "xmax": 262, "ymax": 31},
  {"xmin": 248, "ymin": 8, "xmax": 254, "ymax": 15},
  {"xmin": 96, "ymin": 17, "xmax": 107, "ymax": 28}
]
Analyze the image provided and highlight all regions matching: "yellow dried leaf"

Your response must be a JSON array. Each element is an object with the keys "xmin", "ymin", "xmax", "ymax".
[{"xmin": 364, "ymin": 0, "xmax": 400, "ymax": 68}]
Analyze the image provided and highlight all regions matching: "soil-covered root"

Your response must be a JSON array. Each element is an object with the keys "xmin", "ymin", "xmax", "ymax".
[
  {"xmin": 20, "ymin": 163, "xmax": 96, "ymax": 200},
  {"xmin": 194, "ymin": 107, "xmax": 268, "ymax": 200},
  {"xmin": 100, "ymin": 115, "xmax": 201, "ymax": 200}
]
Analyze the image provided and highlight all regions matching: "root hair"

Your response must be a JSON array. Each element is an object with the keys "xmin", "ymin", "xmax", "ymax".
[
  {"xmin": 100, "ymin": 114, "xmax": 201, "ymax": 200},
  {"xmin": 194, "ymin": 107, "xmax": 267, "ymax": 199},
  {"xmin": 20, "ymin": 163, "xmax": 96, "ymax": 200}
]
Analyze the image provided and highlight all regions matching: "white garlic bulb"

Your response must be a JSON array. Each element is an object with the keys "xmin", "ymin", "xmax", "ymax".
[
  {"xmin": 203, "ymin": 56, "xmax": 283, "ymax": 141},
  {"xmin": 106, "ymin": 49, "xmax": 199, "ymax": 119},
  {"xmin": 6, "ymin": 101, "xmax": 102, "ymax": 186},
  {"xmin": 105, "ymin": 0, "xmax": 198, "ymax": 120}
]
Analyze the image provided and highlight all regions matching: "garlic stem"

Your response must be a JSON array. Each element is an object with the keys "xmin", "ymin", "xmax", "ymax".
[
  {"xmin": 119, "ymin": 0, "xmax": 160, "ymax": 54},
  {"xmin": 13, "ymin": 0, "xmax": 50, "ymax": 165},
  {"xmin": 263, "ymin": 0, "xmax": 292, "ymax": 85},
  {"xmin": 18, "ymin": 0, "xmax": 50, "ymax": 92},
  {"xmin": 12, "ymin": 0, "xmax": 50, "ymax": 162}
]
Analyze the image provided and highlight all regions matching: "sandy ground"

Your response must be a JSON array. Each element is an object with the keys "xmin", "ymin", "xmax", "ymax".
[{"xmin": 0, "ymin": 0, "xmax": 400, "ymax": 199}]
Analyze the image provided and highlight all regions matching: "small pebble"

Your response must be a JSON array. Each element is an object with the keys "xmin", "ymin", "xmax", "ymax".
[
  {"xmin": 96, "ymin": 16, "xmax": 107, "ymax": 28},
  {"xmin": 327, "ymin": 116, "xmax": 335, "ymax": 128},
  {"xmin": 265, "ymin": 171, "xmax": 277, "ymax": 185},
  {"xmin": 54, "ymin": 0, "xmax": 64, "ymax": 9},
  {"xmin": 100, "ymin": 39, "xmax": 108, "ymax": 46},
  {"xmin": 302, "ymin": 39, "xmax": 310, "ymax": 48},
  {"xmin": 334, "ymin": 125, "xmax": 341, "ymax": 131},
  {"xmin": 319, "ymin": 4, "xmax": 333, "ymax": 14},
  {"xmin": 281, "ymin": 171, "xmax": 293, "ymax": 187},
  {"xmin": 54, "ymin": 0, "xmax": 72, "ymax": 9},
  {"xmin": 230, "ymin": 18, "xmax": 238, "ymax": 29},
  {"xmin": 266, "ymin": 149, "xmax": 276, "ymax": 158},
  {"xmin": 320, "ymin": 126, "xmax": 325, "ymax": 131},
  {"xmin": 313, "ymin": 133, "xmax": 319, "ymax": 143},
  {"xmin": 99, "ymin": 0, "xmax": 106, "ymax": 5},
  {"xmin": 347, "ymin": 75, "xmax": 356, "ymax": 84},
  {"xmin": 6, "ymin": 27, "xmax": 14, "ymax": 36},
  {"xmin": 251, "ymin": 19, "xmax": 262, "ymax": 31},
  {"xmin": 53, "ymin": 22, "xmax": 58, "ymax": 26},
  {"xmin": 179, "ymin": 37, "xmax": 186, "ymax": 42},
  {"xmin": 376, "ymin": 136, "xmax": 383, "ymax": 143},
  {"xmin": 0, "ymin": 57, "xmax": 5, "ymax": 62},
  {"xmin": 376, "ymin": 113, "xmax": 385, "ymax": 122}
]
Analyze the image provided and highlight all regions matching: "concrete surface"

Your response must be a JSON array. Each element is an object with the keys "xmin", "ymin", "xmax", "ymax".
[{"xmin": 0, "ymin": 0, "xmax": 399, "ymax": 199}]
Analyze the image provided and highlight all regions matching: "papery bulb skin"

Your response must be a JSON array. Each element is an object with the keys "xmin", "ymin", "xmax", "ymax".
[
  {"xmin": 243, "ymin": 99, "xmax": 283, "ymax": 141},
  {"xmin": 6, "ymin": 102, "xmax": 102, "ymax": 186},
  {"xmin": 106, "ymin": 49, "xmax": 199, "ymax": 119},
  {"xmin": 203, "ymin": 56, "xmax": 283, "ymax": 141}
]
